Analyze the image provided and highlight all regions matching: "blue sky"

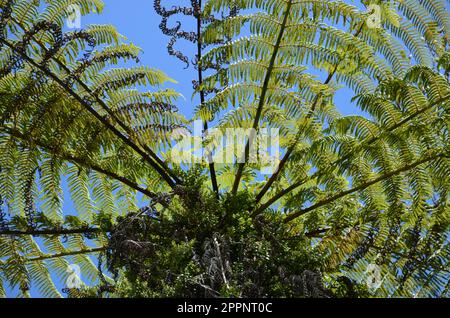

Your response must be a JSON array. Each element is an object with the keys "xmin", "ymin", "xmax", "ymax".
[{"xmin": 5, "ymin": 0, "xmax": 363, "ymax": 297}]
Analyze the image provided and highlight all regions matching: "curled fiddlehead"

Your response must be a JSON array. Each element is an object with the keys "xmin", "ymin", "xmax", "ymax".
[
  {"xmin": 153, "ymin": 0, "xmax": 198, "ymax": 68},
  {"xmin": 153, "ymin": 0, "xmax": 239, "ymax": 71}
]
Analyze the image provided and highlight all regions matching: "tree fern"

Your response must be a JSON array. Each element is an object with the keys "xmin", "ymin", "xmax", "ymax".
[{"xmin": 0, "ymin": 0, "xmax": 448, "ymax": 298}]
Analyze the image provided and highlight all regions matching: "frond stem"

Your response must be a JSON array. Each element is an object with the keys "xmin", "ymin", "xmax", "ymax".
[
  {"xmin": 9, "ymin": 18, "xmax": 181, "ymax": 186},
  {"xmin": 253, "ymin": 93, "xmax": 450, "ymax": 215},
  {"xmin": 196, "ymin": 1, "xmax": 219, "ymax": 196},
  {"xmin": 26, "ymin": 247, "xmax": 105, "ymax": 263},
  {"xmin": 232, "ymin": 0, "xmax": 293, "ymax": 195},
  {"xmin": 0, "ymin": 37, "xmax": 177, "ymax": 188},
  {"xmin": 255, "ymin": 22, "xmax": 365, "ymax": 204},
  {"xmin": 283, "ymin": 149, "xmax": 447, "ymax": 223},
  {"xmin": 0, "ymin": 228, "xmax": 107, "ymax": 237},
  {"xmin": 3, "ymin": 127, "xmax": 159, "ymax": 200}
]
